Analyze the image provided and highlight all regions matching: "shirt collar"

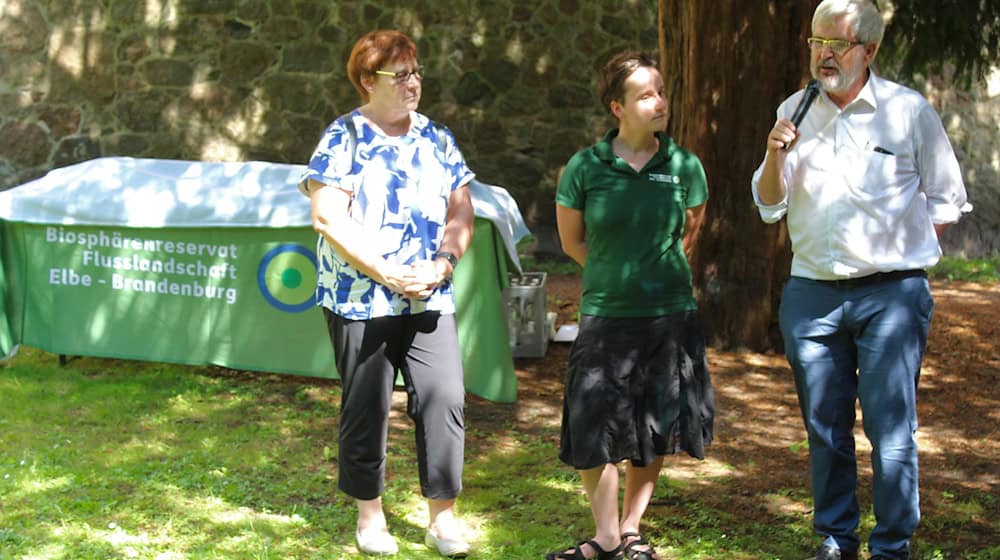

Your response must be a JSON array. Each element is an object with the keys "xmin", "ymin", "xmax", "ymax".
[
  {"xmin": 593, "ymin": 129, "xmax": 619, "ymax": 162},
  {"xmin": 819, "ymin": 70, "xmax": 880, "ymax": 113},
  {"xmin": 853, "ymin": 70, "xmax": 879, "ymax": 111},
  {"xmin": 353, "ymin": 109, "xmax": 427, "ymax": 141},
  {"xmin": 592, "ymin": 129, "xmax": 674, "ymax": 165}
]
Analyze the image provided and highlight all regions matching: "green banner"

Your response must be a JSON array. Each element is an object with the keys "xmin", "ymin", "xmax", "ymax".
[{"xmin": 0, "ymin": 218, "xmax": 516, "ymax": 402}]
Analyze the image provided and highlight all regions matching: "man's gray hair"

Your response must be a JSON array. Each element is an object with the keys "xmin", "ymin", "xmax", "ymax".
[{"xmin": 813, "ymin": 0, "xmax": 884, "ymax": 46}]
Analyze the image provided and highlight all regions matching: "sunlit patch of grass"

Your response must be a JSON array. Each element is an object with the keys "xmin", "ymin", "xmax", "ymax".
[
  {"xmin": 929, "ymin": 255, "xmax": 1000, "ymax": 282},
  {"xmin": 762, "ymin": 488, "xmax": 812, "ymax": 518},
  {"xmin": 13, "ymin": 473, "xmax": 73, "ymax": 495}
]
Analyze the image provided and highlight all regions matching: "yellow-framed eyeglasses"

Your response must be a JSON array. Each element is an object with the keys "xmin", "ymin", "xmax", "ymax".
[
  {"xmin": 807, "ymin": 37, "xmax": 864, "ymax": 55},
  {"xmin": 374, "ymin": 66, "xmax": 424, "ymax": 84}
]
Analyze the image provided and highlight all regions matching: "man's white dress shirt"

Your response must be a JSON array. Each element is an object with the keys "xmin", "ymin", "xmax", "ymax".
[{"xmin": 751, "ymin": 72, "xmax": 970, "ymax": 280}]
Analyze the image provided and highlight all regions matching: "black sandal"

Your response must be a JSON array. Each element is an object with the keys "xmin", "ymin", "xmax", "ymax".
[
  {"xmin": 621, "ymin": 532, "xmax": 658, "ymax": 560},
  {"xmin": 545, "ymin": 539, "xmax": 624, "ymax": 560}
]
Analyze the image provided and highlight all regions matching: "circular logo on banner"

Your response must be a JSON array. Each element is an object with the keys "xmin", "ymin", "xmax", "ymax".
[{"xmin": 257, "ymin": 244, "xmax": 318, "ymax": 313}]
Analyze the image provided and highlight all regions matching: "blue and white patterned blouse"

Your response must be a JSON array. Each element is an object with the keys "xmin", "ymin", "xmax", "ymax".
[{"xmin": 299, "ymin": 109, "xmax": 475, "ymax": 319}]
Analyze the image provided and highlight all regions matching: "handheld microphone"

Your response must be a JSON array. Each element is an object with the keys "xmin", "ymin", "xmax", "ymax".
[{"xmin": 783, "ymin": 79, "xmax": 821, "ymax": 149}]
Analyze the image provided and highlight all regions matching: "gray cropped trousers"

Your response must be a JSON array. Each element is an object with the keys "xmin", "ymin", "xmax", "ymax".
[{"xmin": 323, "ymin": 308, "xmax": 466, "ymax": 501}]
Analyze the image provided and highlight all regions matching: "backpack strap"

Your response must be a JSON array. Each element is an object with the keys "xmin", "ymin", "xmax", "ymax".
[
  {"xmin": 341, "ymin": 112, "xmax": 360, "ymax": 166},
  {"xmin": 346, "ymin": 112, "xmax": 447, "ymax": 161},
  {"xmin": 430, "ymin": 120, "xmax": 449, "ymax": 154},
  {"xmin": 298, "ymin": 113, "xmax": 357, "ymax": 197},
  {"xmin": 300, "ymin": 113, "xmax": 448, "ymax": 196}
]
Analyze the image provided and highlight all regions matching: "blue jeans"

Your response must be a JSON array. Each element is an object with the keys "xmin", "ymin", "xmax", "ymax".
[{"xmin": 780, "ymin": 275, "xmax": 933, "ymax": 560}]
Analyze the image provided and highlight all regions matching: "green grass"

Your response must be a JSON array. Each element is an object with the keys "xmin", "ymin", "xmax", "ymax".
[
  {"xmin": 1, "ymin": 337, "xmax": 997, "ymax": 558},
  {"xmin": 513, "ymin": 236, "xmax": 582, "ymax": 277},
  {"xmin": 516, "ymin": 255, "xmax": 581, "ymax": 276},
  {"xmin": 929, "ymin": 255, "xmax": 1000, "ymax": 282}
]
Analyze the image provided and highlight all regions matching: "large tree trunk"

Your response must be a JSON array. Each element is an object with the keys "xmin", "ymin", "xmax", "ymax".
[{"xmin": 659, "ymin": 0, "xmax": 819, "ymax": 351}]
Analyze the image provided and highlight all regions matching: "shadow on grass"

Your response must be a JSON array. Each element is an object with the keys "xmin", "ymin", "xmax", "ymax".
[{"xmin": 1, "ymin": 295, "xmax": 997, "ymax": 560}]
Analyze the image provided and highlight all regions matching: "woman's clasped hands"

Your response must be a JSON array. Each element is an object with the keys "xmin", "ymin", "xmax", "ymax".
[{"xmin": 378, "ymin": 259, "xmax": 451, "ymax": 299}]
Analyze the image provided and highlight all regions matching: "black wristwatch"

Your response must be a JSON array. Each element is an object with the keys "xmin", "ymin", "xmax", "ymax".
[{"xmin": 435, "ymin": 251, "xmax": 459, "ymax": 269}]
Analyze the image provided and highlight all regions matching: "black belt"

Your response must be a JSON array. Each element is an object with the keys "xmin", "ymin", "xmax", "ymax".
[{"xmin": 814, "ymin": 269, "xmax": 927, "ymax": 289}]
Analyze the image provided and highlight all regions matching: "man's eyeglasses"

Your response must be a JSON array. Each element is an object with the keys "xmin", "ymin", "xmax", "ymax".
[
  {"xmin": 807, "ymin": 37, "xmax": 864, "ymax": 55},
  {"xmin": 374, "ymin": 66, "xmax": 424, "ymax": 84}
]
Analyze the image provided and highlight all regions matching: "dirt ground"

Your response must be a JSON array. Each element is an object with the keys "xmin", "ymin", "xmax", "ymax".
[{"xmin": 468, "ymin": 274, "xmax": 1000, "ymax": 553}]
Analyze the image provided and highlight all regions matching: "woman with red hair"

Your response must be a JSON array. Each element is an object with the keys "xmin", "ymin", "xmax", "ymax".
[{"xmin": 300, "ymin": 30, "xmax": 475, "ymax": 558}]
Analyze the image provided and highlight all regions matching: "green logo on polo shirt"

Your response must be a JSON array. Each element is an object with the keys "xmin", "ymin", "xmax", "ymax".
[{"xmin": 648, "ymin": 173, "xmax": 680, "ymax": 184}]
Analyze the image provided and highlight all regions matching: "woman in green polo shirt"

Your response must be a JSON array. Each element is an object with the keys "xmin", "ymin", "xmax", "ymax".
[{"xmin": 546, "ymin": 51, "xmax": 715, "ymax": 560}]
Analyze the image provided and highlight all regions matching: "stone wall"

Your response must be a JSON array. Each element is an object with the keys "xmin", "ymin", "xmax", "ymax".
[
  {"xmin": 0, "ymin": 0, "xmax": 657, "ymax": 254},
  {"xmin": 1, "ymin": 1, "xmax": 997, "ymax": 257}
]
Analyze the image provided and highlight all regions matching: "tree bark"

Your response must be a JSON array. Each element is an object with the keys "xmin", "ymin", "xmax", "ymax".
[{"xmin": 659, "ymin": 0, "xmax": 819, "ymax": 351}]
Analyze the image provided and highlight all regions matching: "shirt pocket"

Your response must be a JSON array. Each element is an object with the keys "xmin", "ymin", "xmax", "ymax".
[{"xmin": 857, "ymin": 149, "xmax": 917, "ymax": 200}]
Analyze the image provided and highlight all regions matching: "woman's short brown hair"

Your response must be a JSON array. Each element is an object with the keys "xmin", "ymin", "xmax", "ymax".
[
  {"xmin": 597, "ymin": 51, "xmax": 658, "ymax": 115},
  {"xmin": 347, "ymin": 30, "xmax": 418, "ymax": 102}
]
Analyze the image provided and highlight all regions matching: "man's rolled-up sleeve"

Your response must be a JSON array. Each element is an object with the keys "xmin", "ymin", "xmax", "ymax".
[
  {"xmin": 917, "ymin": 104, "xmax": 972, "ymax": 223},
  {"xmin": 750, "ymin": 162, "xmax": 788, "ymax": 224}
]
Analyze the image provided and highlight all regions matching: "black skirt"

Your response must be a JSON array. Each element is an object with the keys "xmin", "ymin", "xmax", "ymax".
[{"xmin": 558, "ymin": 311, "xmax": 715, "ymax": 469}]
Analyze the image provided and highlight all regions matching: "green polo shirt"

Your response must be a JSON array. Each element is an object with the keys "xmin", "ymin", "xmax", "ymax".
[{"xmin": 556, "ymin": 129, "xmax": 708, "ymax": 318}]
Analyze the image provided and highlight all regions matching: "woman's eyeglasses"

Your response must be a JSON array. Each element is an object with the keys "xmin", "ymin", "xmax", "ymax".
[{"xmin": 374, "ymin": 66, "xmax": 424, "ymax": 84}]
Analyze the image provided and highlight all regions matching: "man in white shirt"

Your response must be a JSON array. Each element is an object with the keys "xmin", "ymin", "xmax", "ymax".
[{"xmin": 751, "ymin": 1, "xmax": 970, "ymax": 560}]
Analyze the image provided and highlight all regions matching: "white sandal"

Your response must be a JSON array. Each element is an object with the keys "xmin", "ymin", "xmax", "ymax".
[
  {"xmin": 425, "ymin": 529, "xmax": 470, "ymax": 558},
  {"xmin": 355, "ymin": 526, "xmax": 398, "ymax": 555}
]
